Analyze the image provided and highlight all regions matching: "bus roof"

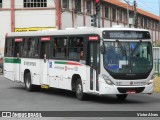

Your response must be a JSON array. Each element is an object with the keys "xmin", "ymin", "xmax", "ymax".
[{"xmin": 7, "ymin": 27, "xmax": 149, "ymax": 37}]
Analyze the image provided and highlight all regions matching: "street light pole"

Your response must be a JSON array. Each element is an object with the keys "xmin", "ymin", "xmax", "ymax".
[
  {"xmin": 95, "ymin": 0, "xmax": 100, "ymax": 28},
  {"xmin": 123, "ymin": 0, "xmax": 130, "ymax": 27},
  {"xmin": 159, "ymin": 0, "xmax": 160, "ymax": 30},
  {"xmin": 159, "ymin": 0, "xmax": 160, "ymax": 45}
]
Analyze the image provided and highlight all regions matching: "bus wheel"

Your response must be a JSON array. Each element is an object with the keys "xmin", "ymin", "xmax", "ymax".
[
  {"xmin": 116, "ymin": 94, "xmax": 128, "ymax": 101},
  {"xmin": 24, "ymin": 73, "xmax": 34, "ymax": 92},
  {"xmin": 76, "ymin": 79, "xmax": 86, "ymax": 101}
]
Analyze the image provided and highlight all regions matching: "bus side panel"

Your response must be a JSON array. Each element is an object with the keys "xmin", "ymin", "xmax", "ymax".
[
  {"xmin": 51, "ymin": 61, "xmax": 72, "ymax": 90},
  {"xmin": 76, "ymin": 65, "xmax": 88, "ymax": 93},
  {"xmin": 4, "ymin": 61, "xmax": 14, "ymax": 81},
  {"xmin": 48, "ymin": 60, "xmax": 88, "ymax": 91},
  {"xmin": 83, "ymin": 66, "xmax": 91, "ymax": 93},
  {"xmin": 48, "ymin": 61, "xmax": 59, "ymax": 88},
  {"xmin": 20, "ymin": 58, "xmax": 41, "ymax": 85}
]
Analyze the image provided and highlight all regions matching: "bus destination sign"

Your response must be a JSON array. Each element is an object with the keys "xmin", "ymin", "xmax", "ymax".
[{"xmin": 103, "ymin": 31, "xmax": 151, "ymax": 39}]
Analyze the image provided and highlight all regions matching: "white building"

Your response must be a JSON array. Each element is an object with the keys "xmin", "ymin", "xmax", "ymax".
[{"xmin": 0, "ymin": 0, "xmax": 159, "ymax": 55}]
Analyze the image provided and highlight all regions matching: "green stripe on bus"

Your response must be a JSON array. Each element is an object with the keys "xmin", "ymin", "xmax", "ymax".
[
  {"xmin": 5, "ymin": 58, "xmax": 21, "ymax": 64},
  {"xmin": 54, "ymin": 61, "xmax": 81, "ymax": 66},
  {"xmin": 54, "ymin": 61, "xmax": 67, "ymax": 65}
]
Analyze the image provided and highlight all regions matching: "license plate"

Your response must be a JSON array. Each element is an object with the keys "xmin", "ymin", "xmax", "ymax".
[
  {"xmin": 41, "ymin": 85, "xmax": 49, "ymax": 89},
  {"xmin": 126, "ymin": 90, "xmax": 136, "ymax": 94}
]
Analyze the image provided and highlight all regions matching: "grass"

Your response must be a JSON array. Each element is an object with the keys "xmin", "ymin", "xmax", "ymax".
[{"xmin": 154, "ymin": 75, "xmax": 160, "ymax": 93}]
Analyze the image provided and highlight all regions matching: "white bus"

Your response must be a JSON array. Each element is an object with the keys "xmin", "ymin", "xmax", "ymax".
[{"xmin": 4, "ymin": 27, "xmax": 154, "ymax": 100}]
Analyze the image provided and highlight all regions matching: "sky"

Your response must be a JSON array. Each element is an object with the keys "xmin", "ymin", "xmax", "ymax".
[{"xmin": 121, "ymin": 0, "xmax": 159, "ymax": 16}]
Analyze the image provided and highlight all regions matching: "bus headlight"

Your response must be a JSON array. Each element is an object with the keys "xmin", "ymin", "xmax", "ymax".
[
  {"xmin": 147, "ymin": 79, "xmax": 154, "ymax": 85},
  {"xmin": 102, "ymin": 74, "xmax": 114, "ymax": 85},
  {"xmin": 147, "ymin": 75, "xmax": 154, "ymax": 85}
]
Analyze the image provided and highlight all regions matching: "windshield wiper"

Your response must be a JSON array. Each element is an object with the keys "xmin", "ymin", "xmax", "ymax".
[
  {"xmin": 131, "ymin": 40, "xmax": 142, "ymax": 56},
  {"xmin": 116, "ymin": 39, "xmax": 127, "ymax": 57}
]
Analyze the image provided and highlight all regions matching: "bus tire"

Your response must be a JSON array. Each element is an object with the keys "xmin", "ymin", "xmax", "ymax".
[
  {"xmin": 76, "ymin": 79, "xmax": 86, "ymax": 101},
  {"xmin": 116, "ymin": 94, "xmax": 128, "ymax": 101},
  {"xmin": 24, "ymin": 72, "xmax": 34, "ymax": 92}
]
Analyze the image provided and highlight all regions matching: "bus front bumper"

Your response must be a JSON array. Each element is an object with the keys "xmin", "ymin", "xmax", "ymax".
[{"xmin": 99, "ymin": 81, "xmax": 154, "ymax": 95}]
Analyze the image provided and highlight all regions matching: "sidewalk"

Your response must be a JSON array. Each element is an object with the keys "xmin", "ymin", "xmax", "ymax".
[{"xmin": 154, "ymin": 75, "xmax": 160, "ymax": 93}]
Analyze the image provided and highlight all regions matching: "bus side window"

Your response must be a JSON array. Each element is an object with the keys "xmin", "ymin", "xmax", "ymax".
[
  {"xmin": 22, "ymin": 38, "xmax": 28, "ymax": 57},
  {"xmin": 14, "ymin": 41, "xmax": 22, "ymax": 57},
  {"xmin": 28, "ymin": 37, "xmax": 39, "ymax": 57},
  {"xmin": 35, "ymin": 39, "xmax": 39, "ymax": 57},
  {"xmin": 68, "ymin": 37, "xmax": 83, "ymax": 60},
  {"xmin": 53, "ymin": 39, "xmax": 57, "ymax": 57},
  {"xmin": 54, "ymin": 37, "xmax": 67, "ymax": 58},
  {"xmin": 5, "ymin": 38, "xmax": 14, "ymax": 57}
]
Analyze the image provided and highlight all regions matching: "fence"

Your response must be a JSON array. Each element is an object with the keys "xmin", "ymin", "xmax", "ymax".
[
  {"xmin": 154, "ymin": 59, "xmax": 160, "ymax": 76},
  {"xmin": 153, "ymin": 47, "xmax": 160, "ymax": 93},
  {"xmin": 153, "ymin": 47, "xmax": 160, "ymax": 76},
  {"xmin": 154, "ymin": 59, "xmax": 160, "ymax": 93}
]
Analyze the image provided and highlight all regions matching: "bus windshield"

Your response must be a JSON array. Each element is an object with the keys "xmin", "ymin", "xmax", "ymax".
[{"xmin": 103, "ymin": 41, "xmax": 153, "ymax": 74}]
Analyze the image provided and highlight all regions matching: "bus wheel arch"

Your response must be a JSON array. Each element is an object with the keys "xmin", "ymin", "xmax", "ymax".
[
  {"xmin": 71, "ymin": 74, "xmax": 86, "ymax": 100},
  {"xmin": 71, "ymin": 74, "xmax": 81, "ymax": 91},
  {"xmin": 24, "ymin": 69, "xmax": 30, "ymax": 81},
  {"xmin": 24, "ymin": 69, "xmax": 34, "ymax": 92}
]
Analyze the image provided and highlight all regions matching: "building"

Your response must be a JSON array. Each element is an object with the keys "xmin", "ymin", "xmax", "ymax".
[{"xmin": 0, "ymin": 0, "xmax": 159, "ymax": 56}]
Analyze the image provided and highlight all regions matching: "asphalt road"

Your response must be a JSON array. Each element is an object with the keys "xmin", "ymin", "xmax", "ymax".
[{"xmin": 0, "ymin": 75, "xmax": 160, "ymax": 120}]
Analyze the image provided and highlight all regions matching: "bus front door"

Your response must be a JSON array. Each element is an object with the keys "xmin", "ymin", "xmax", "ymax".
[
  {"xmin": 88, "ymin": 41, "xmax": 100, "ymax": 93},
  {"xmin": 40, "ymin": 41, "xmax": 50, "ymax": 88}
]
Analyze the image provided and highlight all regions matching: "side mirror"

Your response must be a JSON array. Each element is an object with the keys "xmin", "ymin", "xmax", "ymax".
[{"xmin": 100, "ymin": 44, "xmax": 105, "ymax": 54}]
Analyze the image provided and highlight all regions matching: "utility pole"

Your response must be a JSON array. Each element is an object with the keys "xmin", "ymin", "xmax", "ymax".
[
  {"xmin": 159, "ymin": 0, "xmax": 160, "ymax": 31},
  {"xmin": 133, "ymin": 0, "xmax": 137, "ymax": 28},
  {"xmin": 91, "ymin": 0, "xmax": 100, "ymax": 28},
  {"xmin": 95, "ymin": 0, "xmax": 100, "ymax": 28},
  {"xmin": 158, "ymin": 0, "xmax": 160, "ymax": 44},
  {"xmin": 123, "ymin": 0, "xmax": 130, "ymax": 27}
]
